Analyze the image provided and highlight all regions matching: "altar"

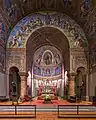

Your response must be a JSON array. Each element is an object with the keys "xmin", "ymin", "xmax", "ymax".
[{"xmin": 38, "ymin": 85, "xmax": 58, "ymax": 100}]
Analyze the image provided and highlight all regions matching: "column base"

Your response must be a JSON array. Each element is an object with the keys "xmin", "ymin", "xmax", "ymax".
[{"xmin": 68, "ymin": 96, "xmax": 77, "ymax": 103}]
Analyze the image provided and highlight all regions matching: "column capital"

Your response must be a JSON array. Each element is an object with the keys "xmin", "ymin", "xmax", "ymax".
[
  {"xmin": 19, "ymin": 72, "xmax": 28, "ymax": 77},
  {"xmin": 70, "ymin": 72, "xmax": 77, "ymax": 76},
  {"xmin": 69, "ymin": 72, "xmax": 76, "ymax": 82}
]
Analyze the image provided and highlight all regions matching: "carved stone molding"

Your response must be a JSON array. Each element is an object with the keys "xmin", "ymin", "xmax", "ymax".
[
  {"xmin": 70, "ymin": 50, "xmax": 88, "ymax": 73},
  {"xmin": 19, "ymin": 72, "xmax": 28, "ymax": 77},
  {"xmin": 70, "ymin": 72, "xmax": 77, "ymax": 77},
  {"xmin": 6, "ymin": 52, "xmax": 26, "ymax": 73}
]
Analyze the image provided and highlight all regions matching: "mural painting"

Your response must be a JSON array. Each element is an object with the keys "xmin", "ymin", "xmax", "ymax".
[
  {"xmin": 7, "ymin": 12, "xmax": 88, "ymax": 49},
  {"xmin": 3, "ymin": 0, "xmax": 21, "ymax": 24},
  {"xmin": 33, "ymin": 45, "xmax": 62, "ymax": 79}
]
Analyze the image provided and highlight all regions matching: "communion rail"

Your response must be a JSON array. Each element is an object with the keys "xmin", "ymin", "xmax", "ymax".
[
  {"xmin": 0, "ymin": 104, "xmax": 36, "ymax": 118},
  {"xmin": 58, "ymin": 104, "xmax": 96, "ymax": 118}
]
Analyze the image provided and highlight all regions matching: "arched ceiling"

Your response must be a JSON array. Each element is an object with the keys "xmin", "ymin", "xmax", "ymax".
[
  {"xmin": 26, "ymin": 27, "xmax": 69, "ymax": 57},
  {"xmin": 26, "ymin": 27, "xmax": 70, "ymax": 72}
]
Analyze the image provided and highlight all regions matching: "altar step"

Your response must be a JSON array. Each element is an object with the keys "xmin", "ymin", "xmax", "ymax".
[{"xmin": 0, "ymin": 105, "xmax": 96, "ymax": 112}]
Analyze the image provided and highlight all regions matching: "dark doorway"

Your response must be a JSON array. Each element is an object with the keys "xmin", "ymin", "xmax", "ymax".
[
  {"xmin": 76, "ymin": 67, "xmax": 86, "ymax": 101},
  {"xmin": 9, "ymin": 67, "xmax": 21, "ymax": 100}
]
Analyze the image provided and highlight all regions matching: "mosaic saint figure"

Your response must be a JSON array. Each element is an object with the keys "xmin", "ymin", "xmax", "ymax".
[
  {"xmin": 80, "ymin": 0, "xmax": 90, "ymax": 18},
  {"xmin": 36, "ymin": 55, "xmax": 42, "ymax": 65},
  {"xmin": 54, "ymin": 53, "xmax": 60, "ymax": 65},
  {"xmin": 74, "ymin": 36, "xmax": 84, "ymax": 48},
  {"xmin": 45, "ymin": 13, "xmax": 51, "ymax": 25},
  {"xmin": 43, "ymin": 52, "xmax": 52, "ymax": 65},
  {"xmin": 35, "ymin": 16, "xmax": 42, "ymax": 26},
  {"xmin": 3, "ymin": 0, "xmax": 19, "ymax": 23},
  {"xmin": 12, "ymin": 36, "xmax": 18, "ymax": 47}
]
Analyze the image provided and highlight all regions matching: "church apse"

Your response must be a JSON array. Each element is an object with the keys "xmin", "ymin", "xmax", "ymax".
[
  {"xmin": 33, "ymin": 45, "xmax": 62, "ymax": 80},
  {"xmin": 26, "ymin": 45, "xmax": 66, "ymax": 97}
]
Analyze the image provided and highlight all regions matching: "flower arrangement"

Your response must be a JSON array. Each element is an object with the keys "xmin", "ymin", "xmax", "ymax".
[{"xmin": 44, "ymin": 94, "xmax": 51, "ymax": 103}]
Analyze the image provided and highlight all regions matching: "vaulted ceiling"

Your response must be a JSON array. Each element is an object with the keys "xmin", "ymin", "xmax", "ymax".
[{"xmin": 26, "ymin": 27, "xmax": 70, "ymax": 72}]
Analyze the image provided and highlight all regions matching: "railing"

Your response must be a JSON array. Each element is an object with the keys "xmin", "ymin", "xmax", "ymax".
[
  {"xmin": 0, "ymin": 104, "xmax": 96, "ymax": 118},
  {"xmin": 58, "ymin": 105, "xmax": 96, "ymax": 118},
  {"xmin": 0, "ymin": 104, "xmax": 36, "ymax": 118}
]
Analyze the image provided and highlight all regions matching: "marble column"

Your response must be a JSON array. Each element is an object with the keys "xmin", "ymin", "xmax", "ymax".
[
  {"xmin": 19, "ymin": 72, "xmax": 28, "ymax": 99},
  {"xmin": 69, "ymin": 73, "xmax": 76, "ymax": 97}
]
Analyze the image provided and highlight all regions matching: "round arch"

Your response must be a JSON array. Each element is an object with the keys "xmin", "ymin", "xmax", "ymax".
[
  {"xmin": 26, "ymin": 26, "xmax": 70, "ymax": 73},
  {"xmin": 75, "ymin": 67, "xmax": 87, "ymax": 101},
  {"xmin": 7, "ymin": 12, "xmax": 88, "ymax": 49},
  {"xmin": 6, "ymin": 12, "xmax": 89, "ymax": 100},
  {"xmin": 9, "ymin": 66, "xmax": 21, "ymax": 100}
]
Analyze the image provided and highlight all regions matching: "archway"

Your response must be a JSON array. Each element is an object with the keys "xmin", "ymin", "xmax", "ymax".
[
  {"xmin": 26, "ymin": 27, "xmax": 70, "ymax": 99},
  {"xmin": 75, "ymin": 67, "xmax": 86, "ymax": 101},
  {"xmin": 33, "ymin": 45, "xmax": 63, "ymax": 99},
  {"xmin": 7, "ymin": 11, "xmax": 88, "ymax": 101},
  {"xmin": 9, "ymin": 67, "xmax": 21, "ymax": 100}
]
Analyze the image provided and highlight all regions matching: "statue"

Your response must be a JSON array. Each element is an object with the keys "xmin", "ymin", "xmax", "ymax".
[
  {"xmin": 65, "ymin": 71, "xmax": 68, "ymax": 85},
  {"xmin": 27, "ymin": 71, "xmax": 31, "ymax": 88}
]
